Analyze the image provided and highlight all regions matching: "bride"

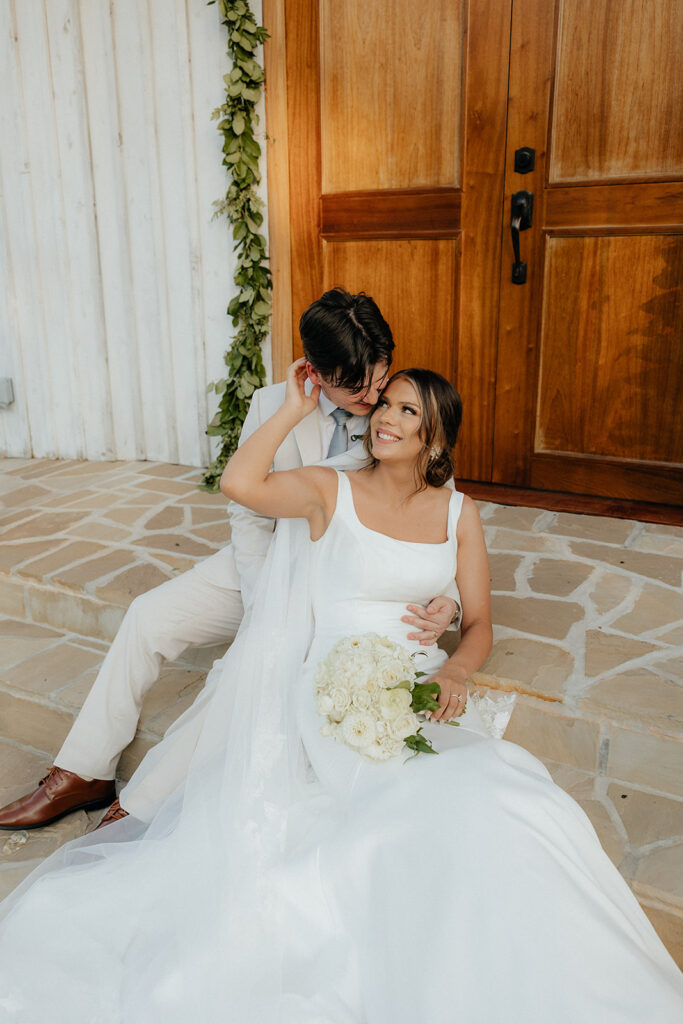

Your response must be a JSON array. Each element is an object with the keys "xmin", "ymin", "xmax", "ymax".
[{"xmin": 0, "ymin": 361, "xmax": 681, "ymax": 1023}]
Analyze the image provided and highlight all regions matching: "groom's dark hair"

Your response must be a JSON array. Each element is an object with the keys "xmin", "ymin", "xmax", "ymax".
[{"xmin": 299, "ymin": 287, "xmax": 394, "ymax": 393}]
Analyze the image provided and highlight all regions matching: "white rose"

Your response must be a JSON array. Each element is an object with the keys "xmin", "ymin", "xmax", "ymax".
[
  {"xmin": 387, "ymin": 739, "xmax": 405, "ymax": 758},
  {"xmin": 390, "ymin": 712, "xmax": 419, "ymax": 741},
  {"xmin": 351, "ymin": 689, "xmax": 372, "ymax": 711},
  {"xmin": 379, "ymin": 687, "xmax": 412, "ymax": 720},
  {"xmin": 364, "ymin": 737, "xmax": 403, "ymax": 761},
  {"xmin": 350, "ymin": 668, "xmax": 373, "ymax": 690},
  {"xmin": 377, "ymin": 666, "xmax": 402, "ymax": 687},
  {"xmin": 330, "ymin": 685, "xmax": 351, "ymax": 714},
  {"xmin": 341, "ymin": 711, "xmax": 377, "ymax": 749},
  {"xmin": 316, "ymin": 694, "xmax": 334, "ymax": 716}
]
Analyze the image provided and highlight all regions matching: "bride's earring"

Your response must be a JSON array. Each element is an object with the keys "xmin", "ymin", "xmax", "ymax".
[{"xmin": 429, "ymin": 445, "xmax": 441, "ymax": 461}]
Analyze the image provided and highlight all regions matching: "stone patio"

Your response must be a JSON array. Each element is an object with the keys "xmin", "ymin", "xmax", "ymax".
[{"xmin": 1, "ymin": 457, "xmax": 682, "ymax": 966}]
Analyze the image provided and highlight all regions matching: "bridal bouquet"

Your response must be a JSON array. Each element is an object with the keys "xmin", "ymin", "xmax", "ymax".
[{"xmin": 314, "ymin": 633, "xmax": 448, "ymax": 761}]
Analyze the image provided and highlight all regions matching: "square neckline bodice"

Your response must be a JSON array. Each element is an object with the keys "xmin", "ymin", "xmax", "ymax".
[{"xmin": 335, "ymin": 469, "xmax": 455, "ymax": 548}]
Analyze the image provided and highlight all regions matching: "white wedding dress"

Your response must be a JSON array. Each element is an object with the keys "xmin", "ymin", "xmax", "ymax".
[{"xmin": 0, "ymin": 471, "xmax": 681, "ymax": 1023}]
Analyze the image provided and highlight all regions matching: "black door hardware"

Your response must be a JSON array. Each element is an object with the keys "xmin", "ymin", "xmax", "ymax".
[
  {"xmin": 514, "ymin": 147, "xmax": 535, "ymax": 174},
  {"xmin": 511, "ymin": 190, "xmax": 533, "ymax": 285}
]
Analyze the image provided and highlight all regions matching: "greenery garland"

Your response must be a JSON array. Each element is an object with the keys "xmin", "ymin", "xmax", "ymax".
[{"xmin": 202, "ymin": 0, "xmax": 271, "ymax": 491}]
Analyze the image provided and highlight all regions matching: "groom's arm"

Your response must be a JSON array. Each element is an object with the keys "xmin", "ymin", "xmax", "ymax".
[
  {"xmin": 440, "ymin": 479, "xmax": 463, "ymax": 630},
  {"xmin": 403, "ymin": 476, "xmax": 462, "ymax": 638},
  {"xmin": 227, "ymin": 388, "xmax": 279, "ymax": 609}
]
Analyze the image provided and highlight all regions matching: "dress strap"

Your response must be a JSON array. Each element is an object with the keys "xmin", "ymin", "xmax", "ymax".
[
  {"xmin": 332, "ymin": 469, "xmax": 356, "ymax": 521},
  {"xmin": 447, "ymin": 486, "xmax": 465, "ymax": 552}
]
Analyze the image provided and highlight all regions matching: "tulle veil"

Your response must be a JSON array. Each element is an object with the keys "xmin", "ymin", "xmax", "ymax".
[{"xmin": 0, "ymin": 457, "xmax": 356, "ymax": 1020}]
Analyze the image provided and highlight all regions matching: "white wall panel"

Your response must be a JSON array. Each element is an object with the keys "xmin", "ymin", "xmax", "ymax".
[
  {"xmin": 1, "ymin": 1, "xmax": 58, "ymax": 457},
  {"xmin": 45, "ymin": 0, "xmax": 113, "ymax": 460},
  {"xmin": 0, "ymin": 3, "xmax": 35, "ymax": 455},
  {"xmin": 16, "ymin": 0, "xmax": 84, "ymax": 454},
  {"xmin": 0, "ymin": 0, "xmax": 254, "ymax": 465},
  {"xmin": 80, "ymin": 0, "xmax": 143, "ymax": 459}
]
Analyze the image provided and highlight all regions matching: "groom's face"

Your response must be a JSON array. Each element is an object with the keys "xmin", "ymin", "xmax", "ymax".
[{"xmin": 307, "ymin": 361, "xmax": 389, "ymax": 417}]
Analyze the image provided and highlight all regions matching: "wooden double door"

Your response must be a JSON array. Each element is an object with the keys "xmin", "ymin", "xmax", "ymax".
[{"xmin": 264, "ymin": 0, "xmax": 683, "ymax": 504}]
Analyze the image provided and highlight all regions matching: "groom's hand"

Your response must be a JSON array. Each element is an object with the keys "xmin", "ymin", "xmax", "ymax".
[{"xmin": 402, "ymin": 596, "xmax": 461, "ymax": 645}]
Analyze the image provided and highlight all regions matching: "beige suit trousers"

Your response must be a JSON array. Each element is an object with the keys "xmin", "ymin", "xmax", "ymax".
[{"xmin": 54, "ymin": 547, "xmax": 244, "ymax": 812}]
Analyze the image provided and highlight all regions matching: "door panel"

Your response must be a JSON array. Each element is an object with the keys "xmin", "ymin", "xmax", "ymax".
[
  {"xmin": 550, "ymin": 0, "xmax": 683, "ymax": 183},
  {"xmin": 536, "ymin": 235, "xmax": 683, "ymax": 463},
  {"xmin": 493, "ymin": 0, "xmax": 683, "ymax": 502},
  {"xmin": 320, "ymin": 1, "xmax": 463, "ymax": 191},
  {"xmin": 545, "ymin": 182, "xmax": 683, "ymax": 229}
]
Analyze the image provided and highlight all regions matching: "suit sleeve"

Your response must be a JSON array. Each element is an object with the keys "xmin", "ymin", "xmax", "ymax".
[{"xmin": 227, "ymin": 388, "xmax": 278, "ymax": 610}]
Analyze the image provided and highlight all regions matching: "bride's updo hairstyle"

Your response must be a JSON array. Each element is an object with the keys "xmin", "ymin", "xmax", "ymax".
[{"xmin": 366, "ymin": 368, "xmax": 463, "ymax": 491}]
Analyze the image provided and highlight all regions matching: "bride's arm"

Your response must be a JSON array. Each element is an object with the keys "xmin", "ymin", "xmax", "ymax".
[
  {"xmin": 220, "ymin": 359, "xmax": 334, "ymax": 534},
  {"xmin": 427, "ymin": 496, "xmax": 493, "ymax": 722}
]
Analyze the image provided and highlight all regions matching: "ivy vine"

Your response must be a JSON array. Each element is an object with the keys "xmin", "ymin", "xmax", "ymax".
[{"xmin": 202, "ymin": 0, "xmax": 271, "ymax": 491}]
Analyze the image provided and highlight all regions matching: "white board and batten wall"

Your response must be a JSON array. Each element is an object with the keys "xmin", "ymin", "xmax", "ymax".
[{"xmin": 0, "ymin": 0, "xmax": 268, "ymax": 466}]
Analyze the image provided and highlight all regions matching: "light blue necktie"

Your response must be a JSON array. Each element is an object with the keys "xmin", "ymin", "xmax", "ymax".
[{"xmin": 327, "ymin": 408, "xmax": 353, "ymax": 458}]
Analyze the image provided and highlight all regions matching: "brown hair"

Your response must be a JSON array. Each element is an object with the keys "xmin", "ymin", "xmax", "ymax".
[
  {"xmin": 299, "ymin": 287, "xmax": 394, "ymax": 392},
  {"xmin": 363, "ymin": 368, "xmax": 463, "ymax": 491}
]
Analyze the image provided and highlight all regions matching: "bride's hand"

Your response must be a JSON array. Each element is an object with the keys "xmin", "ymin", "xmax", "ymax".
[
  {"xmin": 425, "ymin": 669, "xmax": 468, "ymax": 722},
  {"xmin": 284, "ymin": 357, "xmax": 321, "ymax": 420}
]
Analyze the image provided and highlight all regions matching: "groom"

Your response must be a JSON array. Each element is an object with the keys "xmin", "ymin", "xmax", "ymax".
[{"xmin": 0, "ymin": 287, "xmax": 460, "ymax": 831}]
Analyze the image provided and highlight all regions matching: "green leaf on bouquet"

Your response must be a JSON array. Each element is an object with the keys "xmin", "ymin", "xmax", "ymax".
[
  {"xmin": 404, "ymin": 728, "xmax": 438, "ymax": 759},
  {"xmin": 410, "ymin": 681, "xmax": 441, "ymax": 714},
  {"xmin": 392, "ymin": 679, "xmax": 413, "ymax": 690},
  {"xmin": 414, "ymin": 681, "xmax": 440, "ymax": 697}
]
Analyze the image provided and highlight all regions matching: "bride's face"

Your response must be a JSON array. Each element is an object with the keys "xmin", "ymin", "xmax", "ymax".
[{"xmin": 370, "ymin": 378, "xmax": 424, "ymax": 462}]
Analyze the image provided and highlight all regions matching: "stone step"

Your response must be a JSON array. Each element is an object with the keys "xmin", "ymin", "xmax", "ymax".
[
  {"xmin": 1, "ymin": 570, "xmax": 127, "ymax": 645},
  {"xmin": 0, "ymin": 616, "xmax": 228, "ymax": 782},
  {"xmin": 0, "ymin": 463, "xmax": 228, "ymax": 644}
]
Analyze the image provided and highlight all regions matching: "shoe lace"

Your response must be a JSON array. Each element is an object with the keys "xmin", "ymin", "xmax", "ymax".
[
  {"xmin": 39, "ymin": 766, "xmax": 69, "ymax": 794},
  {"xmin": 105, "ymin": 799, "xmax": 125, "ymax": 820}
]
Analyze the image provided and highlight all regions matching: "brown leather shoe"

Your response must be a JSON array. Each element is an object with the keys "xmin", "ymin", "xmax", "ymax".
[
  {"xmin": 0, "ymin": 767, "xmax": 115, "ymax": 830},
  {"xmin": 95, "ymin": 797, "xmax": 129, "ymax": 830}
]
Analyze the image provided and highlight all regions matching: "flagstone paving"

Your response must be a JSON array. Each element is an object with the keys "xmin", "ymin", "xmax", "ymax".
[{"xmin": 0, "ymin": 457, "xmax": 681, "ymax": 966}]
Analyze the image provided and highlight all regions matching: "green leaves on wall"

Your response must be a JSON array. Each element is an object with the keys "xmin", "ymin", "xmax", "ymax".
[{"xmin": 202, "ymin": 0, "xmax": 271, "ymax": 491}]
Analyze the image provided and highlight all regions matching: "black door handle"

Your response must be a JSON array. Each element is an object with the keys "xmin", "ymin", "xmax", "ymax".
[{"xmin": 511, "ymin": 190, "xmax": 533, "ymax": 285}]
